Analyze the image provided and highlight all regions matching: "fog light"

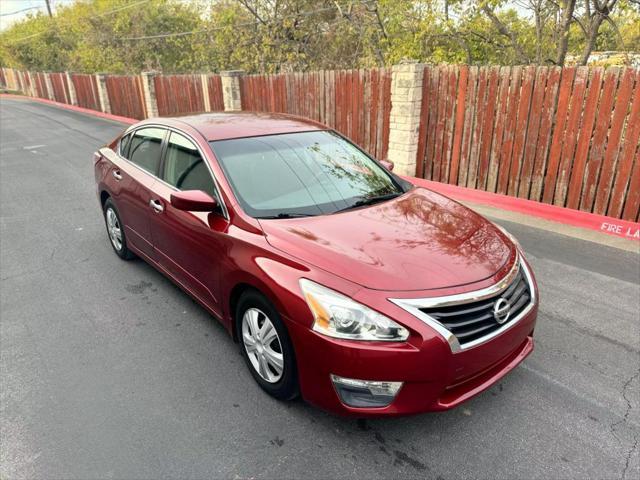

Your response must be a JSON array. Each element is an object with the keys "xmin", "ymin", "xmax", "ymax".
[{"xmin": 330, "ymin": 374, "xmax": 403, "ymax": 408}]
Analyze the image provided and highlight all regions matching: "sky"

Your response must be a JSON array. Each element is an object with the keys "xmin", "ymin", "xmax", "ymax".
[{"xmin": 0, "ymin": 0, "xmax": 75, "ymax": 31}]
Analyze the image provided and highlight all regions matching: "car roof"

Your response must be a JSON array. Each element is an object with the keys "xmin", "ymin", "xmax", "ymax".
[{"xmin": 140, "ymin": 112, "xmax": 327, "ymax": 142}]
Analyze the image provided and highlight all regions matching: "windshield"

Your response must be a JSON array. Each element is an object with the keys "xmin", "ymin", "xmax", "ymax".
[{"xmin": 210, "ymin": 131, "xmax": 403, "ymax": 218}]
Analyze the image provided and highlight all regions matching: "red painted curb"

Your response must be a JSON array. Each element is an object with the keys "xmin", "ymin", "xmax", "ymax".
[
  {"xmin": 408, "ymin": 177, "xmax": 640, "ymax": 242},
  {"xmin": 3, "ymin": 94, "xmax": 638, "ymax": 242},
  {"xmin": 0, "ymin": 94, "xmax": 136, "ymax": 125}
]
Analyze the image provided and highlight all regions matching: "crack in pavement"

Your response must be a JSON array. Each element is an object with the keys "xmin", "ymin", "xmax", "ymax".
[{"xmin": 611, "ymin": 368, "xmax": 640, "ymax": 479}]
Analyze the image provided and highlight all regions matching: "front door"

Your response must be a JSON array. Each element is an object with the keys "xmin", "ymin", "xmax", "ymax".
[{"xmin": 148, "ymin": 131, "xmax": 228, "ymax": 316}]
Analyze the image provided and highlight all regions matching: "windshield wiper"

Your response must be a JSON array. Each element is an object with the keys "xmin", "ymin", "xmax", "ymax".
[
  {"xmin": 335, "ymin": 192, "xmax": 402, "ymax": 213},
  {"xmin": 256, "ymin": 212, "xmax": 314, "ymax": 219}
]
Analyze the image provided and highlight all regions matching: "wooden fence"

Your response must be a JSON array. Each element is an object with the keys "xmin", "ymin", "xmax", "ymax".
[
  {"xmin": 105, "ymin": 75, "xmax": 146, "ymax": 119},
  {"xmin": 416, "ymin": 65, "xmax": 639, "ymax": 221},
  {"xmin": 240, "ymin": 69, "xmax": 392, "ymax": 161},
  {"xmin": 70, "ymin": 73, "xmax": 101, "ymax": 111},
  {"xmin": 1, "ymin": 65, "xmax": 637, "ymax": 221},
  {"xmin": 155, "ymin": 74, "xmax": 206, "ymax": 116}
]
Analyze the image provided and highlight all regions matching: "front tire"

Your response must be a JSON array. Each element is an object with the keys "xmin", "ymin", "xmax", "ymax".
[
  {"xmin": 236, "ymin": 290, "xmax": 299, "ymax": 400},
  {"xmin": 103, "ymin": 198, "xmax": 135, "ymax": 260}
]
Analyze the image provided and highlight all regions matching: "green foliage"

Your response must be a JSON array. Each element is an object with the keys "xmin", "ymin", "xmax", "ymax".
[{"xmin": 0, "ymin": 0, "xmax": 638, "ymax": 73}]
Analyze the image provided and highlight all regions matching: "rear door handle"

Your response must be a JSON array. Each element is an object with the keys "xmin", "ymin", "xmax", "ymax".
[
  {"xmin": 149, "ymin": 199, "xmax": 164, "ymax": 213},
  {"xmin": 112, "ymin": 170, "xmax": 122, "ymax": 181}
]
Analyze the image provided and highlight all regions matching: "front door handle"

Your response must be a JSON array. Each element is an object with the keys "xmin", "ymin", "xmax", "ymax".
[
  {"xmin": 112, "ymin": 170, "xmax": 122, "ymax": 181},
  {"xmin": 149, "ymin": 199, "xmax": 164, "ymax": 213}
]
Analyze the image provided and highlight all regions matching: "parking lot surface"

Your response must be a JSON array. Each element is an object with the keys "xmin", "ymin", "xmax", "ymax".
[{"xmin": 1, "ymin": 98, "xmax": 639, "ymax": 479}]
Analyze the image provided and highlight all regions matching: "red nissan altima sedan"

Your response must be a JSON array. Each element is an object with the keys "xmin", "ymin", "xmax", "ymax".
[{"xmin": 94, "ymin": 112, "xmax": 538, "ymax": 416}]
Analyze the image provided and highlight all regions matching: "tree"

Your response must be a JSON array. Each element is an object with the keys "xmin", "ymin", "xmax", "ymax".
[{"xmin": 0, "ymin": 0, "xmax": 637, "ymax": 72}]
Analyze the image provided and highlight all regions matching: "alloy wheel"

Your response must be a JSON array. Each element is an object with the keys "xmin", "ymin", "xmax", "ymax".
[
  {"xmin": 106, "ymin": 207, "xmax": 123, "ymax": 251},
  {"xmin": 241, "ymin": 308, "xmax": 284, "ymax": 383}
]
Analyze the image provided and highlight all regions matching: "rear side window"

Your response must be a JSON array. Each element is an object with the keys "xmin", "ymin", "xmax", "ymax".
[
  {"xmin": 128, "ymin": 127, "xmax": 165, "ymax": 175},
  {"xmin": 162, "ymin": 132, "xmax": 216, "ymax": 197}
]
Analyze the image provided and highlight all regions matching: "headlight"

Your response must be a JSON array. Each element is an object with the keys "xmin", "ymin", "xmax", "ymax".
[{"xmin": 299, "ymin": 279, "xmax": 409, "ymax": 342}]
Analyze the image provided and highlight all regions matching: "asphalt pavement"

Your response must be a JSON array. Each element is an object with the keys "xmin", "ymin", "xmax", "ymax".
[{"xmin": 1, "ymin": 98, "xmax": 639, "ymax": 479}]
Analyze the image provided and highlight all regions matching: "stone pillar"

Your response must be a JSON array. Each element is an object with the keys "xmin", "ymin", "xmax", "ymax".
[
  {"xmin": 95, "ymin": 73, "xmax": 111, "ymax": 113},
  {"xmin": 201, "ymin": 74, "xmax": 211, "ymax": 112},
  {"xmin": 220, "ymin": 70, "xmax": 243, "ymax": 111},
  {"xmin": 43, "ymin": 72, "xmax": 55, "ymax": 100},
  {"xmin": 65, "ymin": 71, "xmax": 77, "ymax": 105},
  {"xmin": 387, "ymin": 62, "xmax": 425, "ymax": 176},
  {"xmin": 140, "ymin": 71, "xmax": 159, "ymax": 118}
]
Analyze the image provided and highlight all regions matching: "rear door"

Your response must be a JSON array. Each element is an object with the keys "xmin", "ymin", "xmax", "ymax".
[
  {"xmin": 147, "ymin": 130, "xmax": 228, "ymax": 316},
  {"xmin": 110, "ymin": 127, "xmax": 166, "ymax": 259}
]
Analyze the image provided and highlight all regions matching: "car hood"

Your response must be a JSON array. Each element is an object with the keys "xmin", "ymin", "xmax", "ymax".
[{"xmin": 259, "ymin": 188, "xmax": 516, "ymax": 291}]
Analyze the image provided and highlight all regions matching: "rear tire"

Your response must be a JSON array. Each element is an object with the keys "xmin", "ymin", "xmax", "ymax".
[
  {"xmin": 236, "ymin": 290, "xmax": 299, "ymax": 401},
  {"xmin": 103, "ymin": 198, "xmax": 135, "ymax": 260}
]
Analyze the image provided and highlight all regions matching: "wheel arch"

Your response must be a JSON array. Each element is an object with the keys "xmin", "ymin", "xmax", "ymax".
[
  {"xmin": 100, "ymin": 190, "xmax": 111, "ymax": 207},
  {"xmin": 224, "ymin": 270, "xmax": 301, "ymax": 343}
]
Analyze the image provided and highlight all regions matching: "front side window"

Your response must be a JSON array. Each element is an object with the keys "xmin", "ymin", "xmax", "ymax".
[
  {"xmin": 210, "ymin": 131, "xmax": 403, "ymax": 218},
  {"xmin": 162, "ymin": 132, "xmax": 216, "ymax": 197},
  {"xmin": 128, "ymin": 127, "xmax": 165, "ymax": 175}
]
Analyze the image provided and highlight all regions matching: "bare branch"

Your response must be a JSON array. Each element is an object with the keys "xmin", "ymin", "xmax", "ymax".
[
  {"xmin": 481, "ymin": 4, "xmax": 530, "ymax": 64},
  {"xmin": 237, "ymin": 0, "xmax": 267, "ymax": 25}
]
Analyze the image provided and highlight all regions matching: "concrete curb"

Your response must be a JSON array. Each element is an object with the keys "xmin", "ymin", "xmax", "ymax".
[{"xmin": 3, "ymin": 93, "xmax": 638, "ymax": 244}]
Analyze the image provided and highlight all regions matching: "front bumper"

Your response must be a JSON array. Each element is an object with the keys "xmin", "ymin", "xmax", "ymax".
[{"xmin": 287, "ymin": 290, "xmax": 538, "ymax": 417}]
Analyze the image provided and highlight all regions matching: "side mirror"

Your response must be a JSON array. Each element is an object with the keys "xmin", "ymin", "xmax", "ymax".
[
  {"xmin": 380, "ymin": 159, "xmax": 394, "ymax": 172},
  {"xmin": 170, "ymin": 190, "xmax": 218, "ymax": 212}
]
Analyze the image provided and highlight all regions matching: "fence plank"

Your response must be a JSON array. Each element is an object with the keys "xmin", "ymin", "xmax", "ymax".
[
  {"xmin": 487, "ymin": 67, "xmax": 511, "ymax": 192},
  {"xmin": 468, "ymin": 66, "xmax": 489, "ymax": 188},
  {"xmin": 441, "ymin": 66, "xmax": 459, "ymax": 183},
  {"xmin": 449, "ymin": 66, "xmax": 468, "ymax": 184},
  {"xmin": 593, "ymin": 68, "xmax": 636, "ymax": 215},
  {"xmin": 542, "ymin": 67, "xmax": 576, "ymax": 203},
  {"xmin": 608, "ymin": 73, "xmax": 640, "ymax": 218},
  {"xmin": 477, "ymin": 66, "xmax": 500, "ymax": 190},
  {"xmin": 416, "ymin": 67, "xmax": 430, "ymax": 178},
  {"xmin": 497, "ymin": 66, "xmax": 522, "ymax": 194},
  {"xmin": 207, "ymin": 75, "xmax": 224, "ymax": 111},
  {"xmin": 565, "ymin": 68, "xmax": 604, "ymax": 209},
  {"xmin": 508, "ymin": 66, "xmax": 536, "ymax": 197},
  {"xmin": 457, "ymin": 67, "xmax": 478, "ymax": 186},
  {"xmin": 433, "ymin": 66, "xmax": 449, "ymax": 182},
  {"xmin": 424, "ymin": 66, "xmax": 441, "ymax": 180},
  {"xmin": 380, "ymin": 68, "xmax": 391, "ymax": 159},
  {"xmin": 622, "ymin": 147, "xmax": 640, "ymax": 222},
  {"xmin": 579, "ymin": 68, "xmax": 620, "ymax": 211},
  {"xmin": 553, "ymin": 66, "xmax": 589, "ymax": 206},
  {"xmin": 518, "ymin": 67, "xmax": 548, "ymax": 198}
]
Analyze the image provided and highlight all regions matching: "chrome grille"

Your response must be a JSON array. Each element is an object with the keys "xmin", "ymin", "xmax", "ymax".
[{"xmin": 419, "ymin": 266, "xmax": 531, "ymax": 346}]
